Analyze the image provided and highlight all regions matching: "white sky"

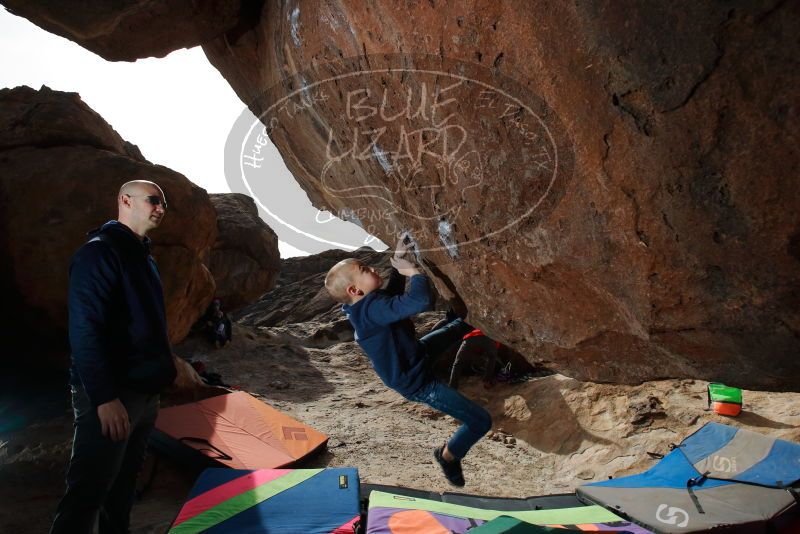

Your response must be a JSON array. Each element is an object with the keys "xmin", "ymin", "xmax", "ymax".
[{"xmin": 0, "ymin": 6, "xmax": 321, "ymax": 258}]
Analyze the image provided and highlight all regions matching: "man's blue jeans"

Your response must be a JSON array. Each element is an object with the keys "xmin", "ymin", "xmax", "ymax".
[
  {"xmin": 50, "ymin": 384, "xmax": 159, "ymax": 534},
  {"xmin": 409, "ymin": 318, "xmax": 493, "ymax": 459}
]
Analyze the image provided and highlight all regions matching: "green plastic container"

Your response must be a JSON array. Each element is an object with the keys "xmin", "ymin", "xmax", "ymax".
[{"xmin": 708, "ymin": 383, "xmax": 742, "ymax": 416}]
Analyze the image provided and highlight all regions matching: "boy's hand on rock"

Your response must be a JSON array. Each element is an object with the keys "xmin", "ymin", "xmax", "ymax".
[
  {"xmin": 390, "ymin": 256, "xmax": 420, "ymax": 276},
  {"xmin": 394, "ymin": 236, "xmax": 413, "ymax": 259}
]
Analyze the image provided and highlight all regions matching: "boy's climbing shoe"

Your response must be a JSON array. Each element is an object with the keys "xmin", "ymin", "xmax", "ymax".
[{"xmin": 434, "ymin": 445, "xmax": 465, "ymax": 487}]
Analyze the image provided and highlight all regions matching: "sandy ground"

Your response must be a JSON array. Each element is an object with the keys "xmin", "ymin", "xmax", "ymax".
[{"xmin": 1, "ymin": 312, "xmax": 798, "ymax": 532}]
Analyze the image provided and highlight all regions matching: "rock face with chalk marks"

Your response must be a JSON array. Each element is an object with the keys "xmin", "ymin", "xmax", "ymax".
[
  {"xmin": 7, "ymin": 1, "xmax": 800, "ymax": 389},
  {"xmin": 203, "ymin": 0, "xmax": 800, "ymax": 390}
]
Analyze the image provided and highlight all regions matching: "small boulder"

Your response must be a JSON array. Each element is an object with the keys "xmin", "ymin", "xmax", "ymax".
[{"xmin": 207, "ymin": 193, "xmax": 281, "ymax": 311}]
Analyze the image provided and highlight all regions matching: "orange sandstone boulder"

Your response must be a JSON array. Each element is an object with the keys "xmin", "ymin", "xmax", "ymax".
[
  {"xmin": 0, "ymin": 85, "xmax": 217, "ymax": 369},
  {"xmin": 208, "ymin": 193, "xmax": 281, "ymax": 311}
]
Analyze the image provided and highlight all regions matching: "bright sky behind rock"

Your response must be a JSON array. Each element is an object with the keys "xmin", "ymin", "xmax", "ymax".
[{"xmin": 0, "ymin": 6, "xmax": 384, "ymax": 257}]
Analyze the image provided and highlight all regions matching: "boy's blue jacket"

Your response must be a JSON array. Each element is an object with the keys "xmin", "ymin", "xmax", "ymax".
[
  {"xmin": 68, "ymin": 220, "xmax": 176, "ymax": 407},
  {"xmin": 342, "ymin": 269, "xmax": 432, "ymax": 397}
]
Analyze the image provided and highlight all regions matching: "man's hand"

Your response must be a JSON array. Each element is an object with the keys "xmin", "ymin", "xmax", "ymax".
[
  {"xmin": 97, "ymin": 398, "xmax": 130, "ymax": 442},
  {"xmin": 390, "ymin": 256, "xmax": 420, "ymax": 277}
]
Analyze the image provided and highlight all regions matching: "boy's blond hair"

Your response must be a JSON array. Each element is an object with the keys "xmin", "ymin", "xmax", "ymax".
[{"xmin": 325, "ymin": 258, "xmax": 360, "ymax": 303}]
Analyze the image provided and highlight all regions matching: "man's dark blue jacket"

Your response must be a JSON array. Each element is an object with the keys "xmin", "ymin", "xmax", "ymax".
[
  {"xmin": 68, "ymin": 220, "xmax": 176, "ymax": 407},
  {"xmin": 342, "ymin": 269, "xmax": 432, "ymax": 397}
]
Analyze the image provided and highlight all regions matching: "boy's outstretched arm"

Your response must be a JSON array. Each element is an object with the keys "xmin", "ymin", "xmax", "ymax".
[
  {"xmin": 384, "ymin": 266, "xmax": 406, "ymax": 296},
  {"xmin": 384, "ymin": 235, "xmax": 417, "ymax": 296},
  {"xmin": 365, "ymin": 256, "xmax": 430, "ymax": 325}
]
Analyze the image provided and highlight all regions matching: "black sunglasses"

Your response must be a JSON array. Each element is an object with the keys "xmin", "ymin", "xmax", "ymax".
[{"xmin": 126, "ymin": 194, "xmax": 168, "ymax": 210}]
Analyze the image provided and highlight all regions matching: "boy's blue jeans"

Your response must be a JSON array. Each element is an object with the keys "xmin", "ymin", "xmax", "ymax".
[{"xmin": 408, "ymin": 318, "xmax": 493, "ymax": 460}]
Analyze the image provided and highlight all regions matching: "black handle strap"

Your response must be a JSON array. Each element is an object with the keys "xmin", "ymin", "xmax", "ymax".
[
  {"xmin": 179, "ymin": 437, "xmax": 233, "ymax": 461},
  {"xmin": 687, "ymin": 484, "xmax": 706, "ymax": 514},
  {"xmin": 686, "ymin": 471, "xmax": 710, "ymax": 514}
]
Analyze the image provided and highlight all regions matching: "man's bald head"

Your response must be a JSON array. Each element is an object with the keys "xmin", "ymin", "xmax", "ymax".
[{"xmin": 119, "ymin": 180, "xmax": 164, "ymax": 198}]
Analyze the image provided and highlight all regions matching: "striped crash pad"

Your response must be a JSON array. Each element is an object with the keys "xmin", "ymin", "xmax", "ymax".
[
  {"xmin": 153, "ymin": 391, "xmax": 328, "ymax": 469},
  {"xmin": 169, "ymin": 468, "xmax": 360, "ymax": 533},
  {"xmin": 366, "ymin": 490, "xmax": 653, "ymax": 533},
  {"xmin": 578, "ymin": 422, "xmax": 800, "ymax": 533}
]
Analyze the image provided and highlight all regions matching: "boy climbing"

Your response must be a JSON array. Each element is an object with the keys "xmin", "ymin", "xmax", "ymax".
[{"xmin": 324, "ymin": 237, "xmax": 492, "ymax": 487}]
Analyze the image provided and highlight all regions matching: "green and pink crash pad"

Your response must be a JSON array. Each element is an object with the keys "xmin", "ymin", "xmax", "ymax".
[{"xmin": 168, "ymin": 467, "xmax": 360, "ymax": 533}]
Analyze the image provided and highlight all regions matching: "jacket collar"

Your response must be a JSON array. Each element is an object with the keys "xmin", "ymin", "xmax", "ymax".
[{"xmin": 91, "ymin": 220, "xmax": 153, "ymax": 255}]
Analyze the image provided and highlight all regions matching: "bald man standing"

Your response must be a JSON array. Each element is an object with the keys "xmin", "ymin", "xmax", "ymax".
[{"xmin": 51, "ymin": 181, "xmax": 177, "ymax": 534}]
